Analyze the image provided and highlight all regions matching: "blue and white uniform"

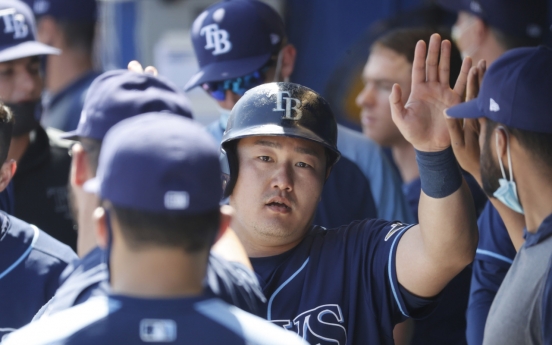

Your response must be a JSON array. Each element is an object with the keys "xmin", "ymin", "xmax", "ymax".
[
  {"xmin": 0, "ymin": 211, "xmax": 77, "ymax": 339},
  {"xmin": 466, "ymin": 202, "xmax": 515, "ymax": 345},
  {"xmin": 4, "ymin": 295, "xmax": 307, "ymax": 345},
  {"xmin": 250, "ymin": 219, "xmax": 435, "ymax": 345},
  {"xmin": 34, "ymin": 249, "xmax": 266, "ymax": 320}
]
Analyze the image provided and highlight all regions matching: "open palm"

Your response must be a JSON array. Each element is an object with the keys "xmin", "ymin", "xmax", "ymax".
[{"xmin": 390, "ymin": 34, "xmax": 472, "ymax": 152}]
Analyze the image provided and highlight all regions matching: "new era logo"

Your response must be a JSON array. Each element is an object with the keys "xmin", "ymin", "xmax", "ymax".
[
  {"xmin": 490, "ymin": 98, "xmax": 500, "ymax": 112},
  {"xmin": 470, "ymin": 0, "xmax": 483, "ymax": 13}
]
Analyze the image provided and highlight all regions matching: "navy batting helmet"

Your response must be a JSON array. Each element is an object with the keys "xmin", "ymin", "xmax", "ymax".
[{"xmin": 220, "ymin": 82, "xmax": 340, "ymax": 197}]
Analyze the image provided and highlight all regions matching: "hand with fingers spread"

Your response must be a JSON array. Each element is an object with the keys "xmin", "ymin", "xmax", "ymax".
[
  {"xmin": 127, "ymin": 60, "xmax": 159, "ymax": 76},
  {"xmin": 390, "ymin": 34, "xmax": 472, "ymax": 152},
  {"xmin": 445, "ymin": 59, "xmax": 487, "ymax": 184}
]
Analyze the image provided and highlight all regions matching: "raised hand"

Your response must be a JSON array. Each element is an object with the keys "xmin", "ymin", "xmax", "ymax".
[
  {"xmin": 445, "ymin": 59, "xmax": 487, "ymax": 184},
  {"xmin": 390, "ymin": 34, "xmax": 472, "ymax": 152},
  {"xmin": 127, "ymin": 60, "xmax": 159, "ymax": 76}
]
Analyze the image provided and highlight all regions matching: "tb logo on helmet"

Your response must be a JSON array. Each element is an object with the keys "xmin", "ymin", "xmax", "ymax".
[
  {"xmin": 273, "ymin": 91, "xmax": 302, "ymax": 120},
  {"xmin": 200, "ymin": 24, "xmax": 232, "ymax": 56},
  {"xmin": 0, "ymin": 8, "xmax": 28, "ymax": 39}
]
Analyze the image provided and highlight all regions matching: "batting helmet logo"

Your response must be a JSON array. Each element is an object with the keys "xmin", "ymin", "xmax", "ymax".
[{"xmin": 273, "ymin": 91, "xmax": 302, "ymax": 120}]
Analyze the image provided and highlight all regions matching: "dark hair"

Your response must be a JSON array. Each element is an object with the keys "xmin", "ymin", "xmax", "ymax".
[
  {"xmin": 110, "ymin": 205, "xmax": 220, "ymax": 253},
  {"xmin": 58, "ymin": 21, "xmax": 96, "ymax": 55},
  {"xmin": 372, "ymin": 27, "xmax": 463, "ymax": 88},
  {"xmin": 79, "ymin": 137, "xmax": 102, "ymax": 176},
  {"xmin": 490, "ymin": 27, "xmax": 542, "ymax": 51},
  {"xmin": 0, "ymin": 104, "xmax": 14, "ymax": 164},
  {"xmin": 485, "ymin": 118, "xmax": 552, "ymax": 170}
]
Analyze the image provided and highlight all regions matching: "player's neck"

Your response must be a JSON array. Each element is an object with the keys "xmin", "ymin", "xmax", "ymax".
[
  {"xmin": 109, "ymin": 243, "xmax": 208, "ymax": 298},
  {"xmin": 391, "ymin": 141, "xmax": 418, "ymax": 184},
  {"xmin": 45, "ymin": 48, "xmax": 93, "ymax": 95}
]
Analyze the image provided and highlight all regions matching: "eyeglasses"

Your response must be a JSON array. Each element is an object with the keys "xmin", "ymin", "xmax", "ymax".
[{"xmin": 201, "ymin": 66, "xmax": 270, "ymax": 101}]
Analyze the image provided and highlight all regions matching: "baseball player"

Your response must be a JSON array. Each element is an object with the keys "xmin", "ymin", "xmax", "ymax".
[
  {"xmin": 22, "ymin": 0, "xmax": 100, "ymax": 132},
  {"xmin": 445, "ymin": 45, "xmax": 552, "ymax": 345},
  {"xmin": 0, "ymin": 0, "xmax": 75, "ymax": 248},
  {"xmin": 186, "ymin": 0, "xmax": 414, "ymax": 227},
  {"xmin": 3, "ymin": 113, "xmax": 307, "ymax": 345},
  {"xmin": 33, "ymin": 69, "xmax": 265, "ymax": 320},
  {"xmin": 437, "ymin": 1, "xmax": 548, "ymax": 343},
  {"xmin": 0, "ymin": 101, "xmax": 77, "ymax": 340},
  {"xmin": 211, "ymin": 32, "xmax": 478, "ymax": 344}
]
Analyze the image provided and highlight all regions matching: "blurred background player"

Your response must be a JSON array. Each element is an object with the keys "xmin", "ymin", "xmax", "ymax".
[
  {"xmin": 446, "ymin": 45, "xmax": 552, "ymax": 345},
  {"xmin": 0, "ymin": 101, "xmax": 76, "ymax": 340},
  {"xmin": 437, "ymin": 1, "xmax": 549, "ymax": 343},
  {"xmin": 34, "ymin": 68, "xmax": 265, "ymax": 320},
  {"xmin": 356, "ymin": 27, "xmax": 486, "ymax": 345},
  {"xmin": 22, "ymin": 0, "xmax": 101, "ymax": 132},
  {"xmin": 185, "ymin": 0, "xmax": 413, "ymax": 227},
  {"xmin": 4, "ymin": 112, "xmax": 306, "ymax": 345},
  {"xmin": 0, "ymin": 0, "xmax": 75, "ymax": 248}
]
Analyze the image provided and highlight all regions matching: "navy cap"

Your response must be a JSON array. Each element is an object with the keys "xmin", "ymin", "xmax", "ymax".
[
  {"xmin": 0, "ymin": 0, "xmax": 59, "ymax": 63},
  {"xmin": 22, "ymin": 0, "xmax": 97, "ymax": 22},
  {"xmin": 62, "ymin": 70, "xmax": 193, "ymax": 141},
  {"xmin": 446, "ymin": 46, "xmax": 552, "ymax": 134},
  {"xmin": 438, "ymin": 0, "xmax": 548, "ymax": 41},
  {"xmin": 84, "ymin": 113, "xmax": 222, "ymax": 214},
  {"xmin": 185, "ymin": 0, "xmax": 285, "ymax": 91}
]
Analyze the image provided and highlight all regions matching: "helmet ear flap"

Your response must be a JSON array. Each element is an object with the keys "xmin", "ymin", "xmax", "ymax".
[{"xmin": 221, "ymin": 140, "xmax": 239, "ymax": 198}]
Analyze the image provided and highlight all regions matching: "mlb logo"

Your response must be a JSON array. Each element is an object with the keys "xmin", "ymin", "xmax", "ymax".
[{"xmin": 140, "ymin": 319, "xmax": 177, "ymax": 343}]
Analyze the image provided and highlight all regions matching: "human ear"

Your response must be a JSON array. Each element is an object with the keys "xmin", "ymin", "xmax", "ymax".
[{"xmin": 93, "ymin": 207, "xmax": 108, "ymax": 249}]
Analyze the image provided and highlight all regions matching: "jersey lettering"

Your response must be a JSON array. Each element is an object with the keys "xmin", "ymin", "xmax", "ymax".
[
  {"xmin": 272, "ymin": 304, "xmax": 347, "ymax": 345},
  {"xmin": 273, "ymin": 91, "xmax": 302, "ymax": 120},
  {"xmin": 0, "ymin": 9, "xmax": 28, "ymax": 39},
  {"xmin": 200, "ymin": 24, "xmax": 232, "ymax": 56}
]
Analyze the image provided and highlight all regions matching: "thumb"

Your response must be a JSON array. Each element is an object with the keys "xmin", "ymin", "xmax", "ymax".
[{"xmin": 389, "ymin": 84, "xmax": 405, "ymax": 122}]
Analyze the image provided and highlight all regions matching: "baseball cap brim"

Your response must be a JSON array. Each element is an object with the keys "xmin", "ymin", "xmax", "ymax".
[
  {"xmin": 0, "ymin": 41, "xmax": 60, "ymax": 63},
  {"xmin": 223, "ymin": 123, "xmax": 341, "ymax": 162},
  {"xmin": 83, "ymin": 177, "xmax": 100, "ymax": 195},
  {"xmin": 445, "ymin": 99, "xmax": 484, "ymax": 119},
  {"xmin": 184, "ymin": 53, "xmax": 272, "ymax": 91}
]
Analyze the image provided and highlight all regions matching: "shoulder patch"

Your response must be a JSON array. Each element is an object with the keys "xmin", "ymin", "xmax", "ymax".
[{"xmin": 385, "ymin": 223, "xmax": 408, "ymax": 241}]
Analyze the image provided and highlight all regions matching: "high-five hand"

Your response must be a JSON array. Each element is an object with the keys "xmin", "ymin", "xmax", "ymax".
[{"xmin": 390, "ymin": 34, "xmax": 472, "ymax": 152}]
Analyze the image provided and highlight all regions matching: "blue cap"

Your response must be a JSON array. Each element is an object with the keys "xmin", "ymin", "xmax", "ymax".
[
  {"xmin": 62, "ymin": 70, "xmax": 193, "ymax": 141},
  {"xmin": 0, "ymin": 0, "xmax": 59, "ymax": 63},
  {"xmin": 84, "ymin": 113, "xmax": 222, "ymax": 214},
  {"xmin": 446, "ymin": 46, "xmax": 552, "ymax": 134},
  {"xmin": 438, "ymin": 0, "xmax": 548, "ymax": 41},
  {"xmin": 185, "ymin": 0, "xmax": 285, "ymax": 91},
  {"xmin": 21, "ymin": 0, "xmax": 97, "ymax": 22}
]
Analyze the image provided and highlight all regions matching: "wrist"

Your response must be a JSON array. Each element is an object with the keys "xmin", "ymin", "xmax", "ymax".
[{"xmin": 416, "ymin": 146, "xmax": 463, "ymax": 198}]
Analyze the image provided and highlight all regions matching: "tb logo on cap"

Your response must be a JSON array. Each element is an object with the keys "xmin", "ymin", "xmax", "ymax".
[
  {"xmin": 273, "ymin": 91, "xmax": 302, "ymax": 120},
  {"xmin": 0, "ymin": 9, "xmax": 28, "ymax": 40},
  {"xmin": 200, "ymin": 24, "xmax": 232, "ymax": 56}
]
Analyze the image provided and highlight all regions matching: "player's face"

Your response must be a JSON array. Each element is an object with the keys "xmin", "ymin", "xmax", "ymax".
[
  {"xmin": 0, "ymin": 56, "xmax": 42, "ymax": 103},
  {"xmin": 451, "ymin": 12, "xmax": 479, "ymax": 59},
  {"xmin": 230, "ymin": 136, "xmax": 327, "ymax": 253},
  {"xmin": 356, "ymin": 46, "xmax": 411, "ymax": 147}
]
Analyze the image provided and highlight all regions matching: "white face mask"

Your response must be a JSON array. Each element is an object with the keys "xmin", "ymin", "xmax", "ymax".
[
  {"xmin": 492, "ymin": 127, "xmax": 524, "ymax": 214},
  {"xmin": 451, "ymin": 18, "xmax": 478, "ymax": 59}
]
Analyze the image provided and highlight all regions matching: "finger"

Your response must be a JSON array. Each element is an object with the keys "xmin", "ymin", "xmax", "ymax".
[
  {"xmin": 426, "ymin": 33, "xmax": 442, "ymax": 82},
  {"xmin": 465, "ymin": 66, "xmax": 479, "ymax": 101},
  {"xmin": 144, "ymin": 66, "xmax": 158, "ymax": 76},
  {"xmin": 128, "ymin": 60, "xmax": 144, "ymax": 73},
  {"xmin": 465, "ymin": 118, "xmax": 480, "ymax": 137},
  {"xmin": 412, "ymin": 40, "xmax": 427, "ymax": 85},
  {"xmin": 389, "ymin": 84, "xmax": 406, "ymax": 122},
  {"xmin": 439, "ymin": 39, "xmax": 451, "ymax": 87},
  {"xmin": 453, "ymin": 56, "xmax": 472, "ymax": 96},
  {"xmin": 477, "ymin": 59, "xmax": 486, "ymax": 85},
  {"xmin": 444, "ymin": 109, "xmax": 465, "ymax": 149}
]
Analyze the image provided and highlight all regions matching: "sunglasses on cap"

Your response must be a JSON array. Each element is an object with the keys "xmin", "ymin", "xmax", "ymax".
[{"xmin": 201, "ymin": 65, "xmax": 271, "ymax": 101}]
